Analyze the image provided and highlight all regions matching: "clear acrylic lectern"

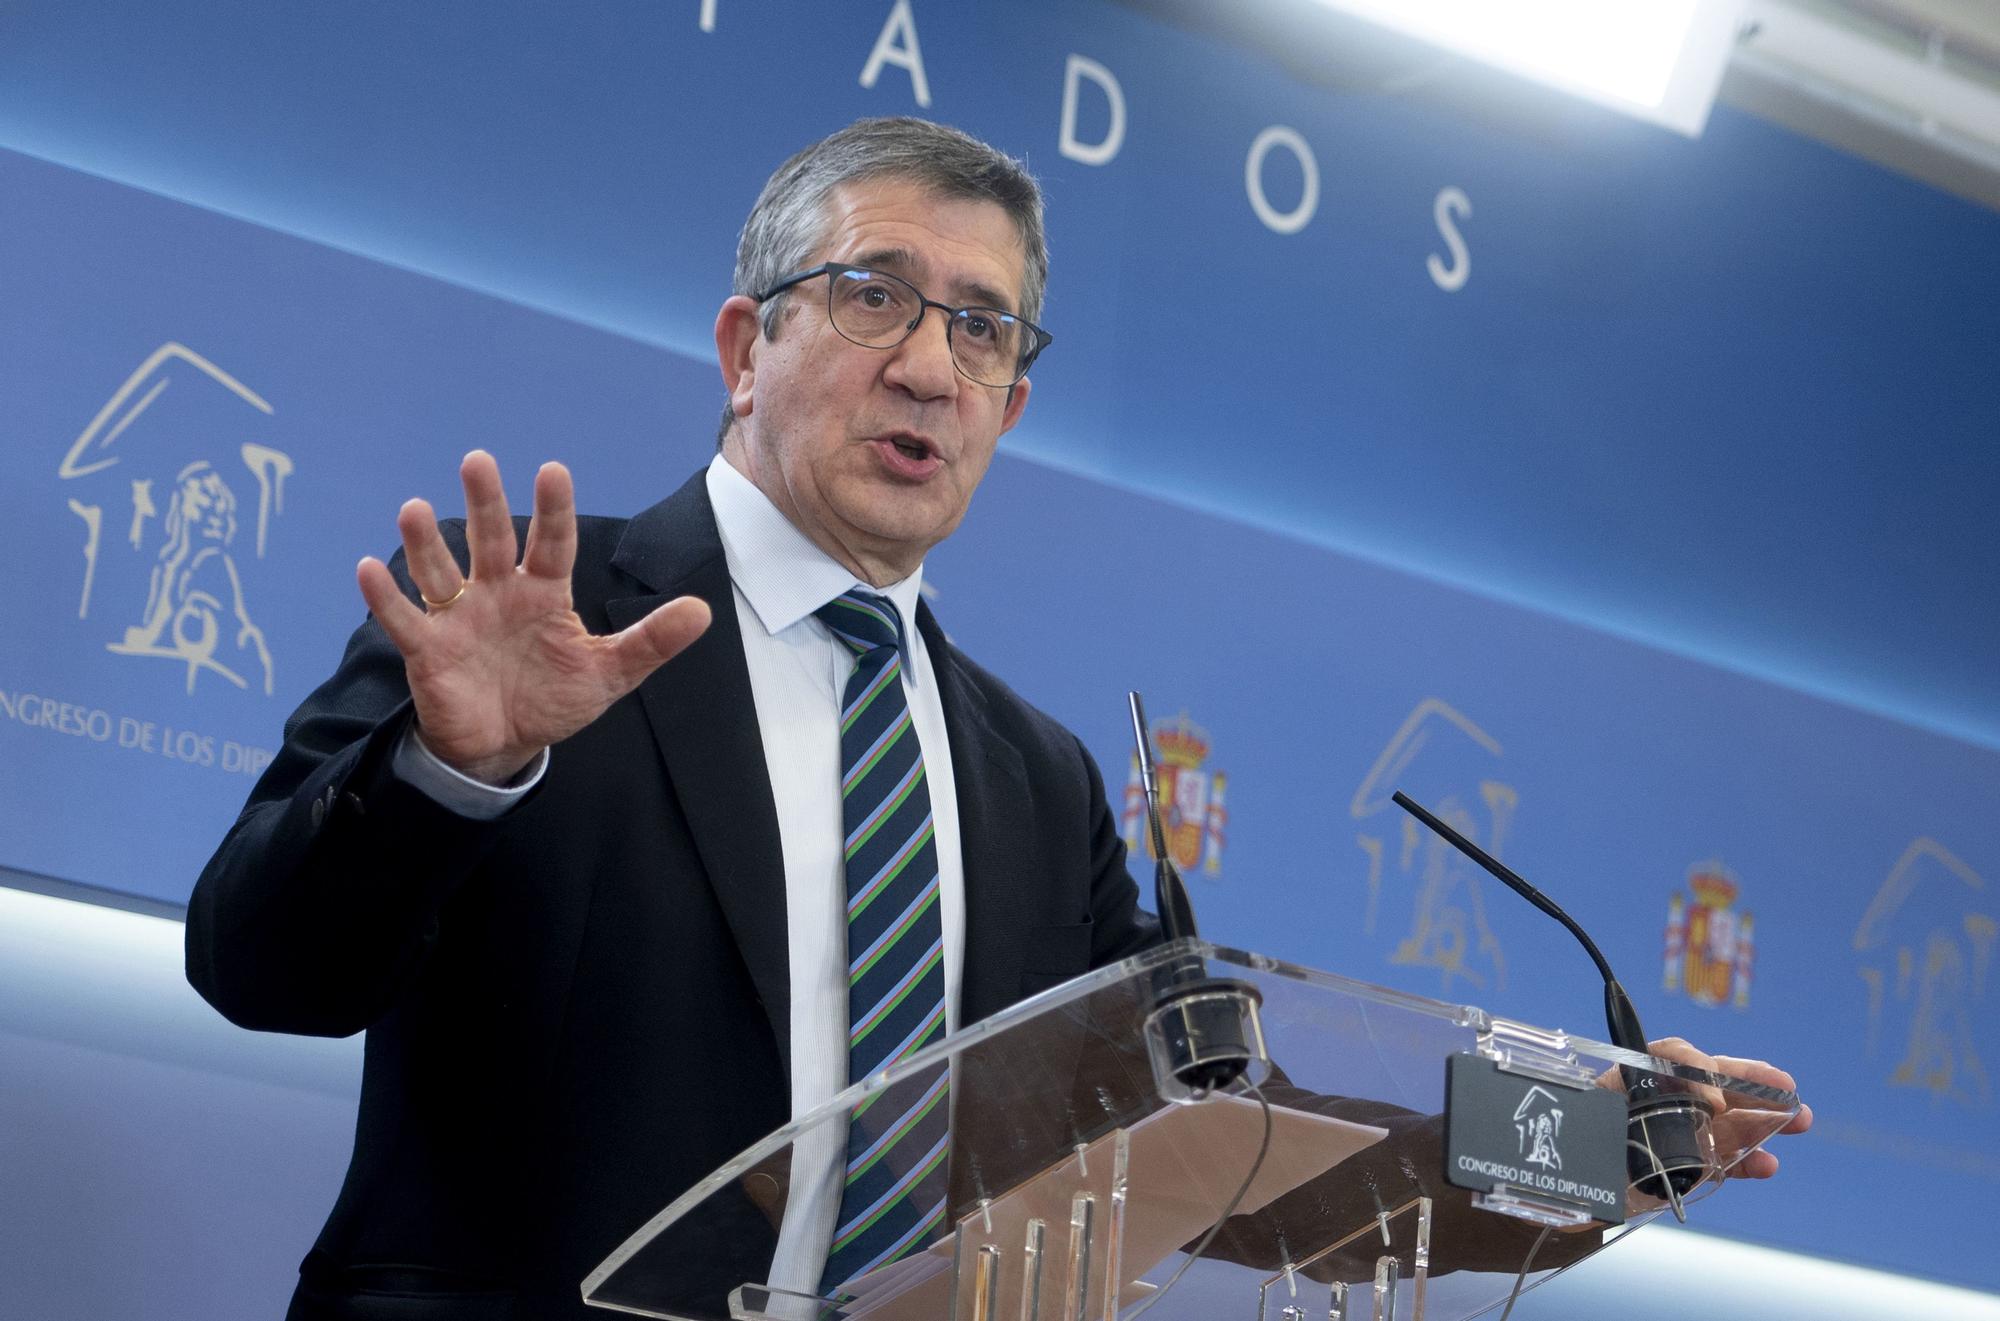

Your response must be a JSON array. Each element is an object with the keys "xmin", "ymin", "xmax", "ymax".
[{"xmin": 583, "ymin": 941, "xmax": 1801, "ymax": 1321}]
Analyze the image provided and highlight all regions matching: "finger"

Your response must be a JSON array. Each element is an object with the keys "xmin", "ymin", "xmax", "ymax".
[
  {"xmin": 1708, "ymin": 1055, "xmax": 1799, "ymax": 1098},
  {"xmin": 1633, "ymin": 1037, "xmax": 1717, "ymax": 1106},
  {"xmin": 1713, "ymin": 1108, "xmax": 1793, "ymax": 1153},
  {"xmin": 521, "ymin": 462, "xmax": 577, "ymax": 581},
  {"xmin": 1732, "ymin": 1149, "xmax": 1780, "ymax": 1179},
  {"xmin": 607, "ymin": 596, "xmax": 713, "ymax": 689},
  {"xmin": 357, "ymin": 556, "xmax": 429, "ymax": 654},
  {"xmin": 460, "ymin": 450, "xmax": 519, "ymax": 582},
  {"xmin": 1644, "ymin": 1036, "xmax": 1716, "ymax": 1071},
  {"xmin": 396, "ymin": 499, "xmax": 466, "ymax": 606}
]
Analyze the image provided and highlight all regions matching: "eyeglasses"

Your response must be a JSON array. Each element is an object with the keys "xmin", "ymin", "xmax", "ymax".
[{"xmin": 755, "ymin": 263, "xmax": 1052, "ymax": 388}]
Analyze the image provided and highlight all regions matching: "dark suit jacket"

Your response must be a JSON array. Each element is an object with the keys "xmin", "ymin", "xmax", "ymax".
[{"xmin": 185, "ymin": 471, "xmax": 1160, "ymax": 1320}]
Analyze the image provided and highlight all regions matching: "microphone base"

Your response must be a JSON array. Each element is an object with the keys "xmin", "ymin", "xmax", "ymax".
[
  {"xmin": 1626, "ymin": 1093, "xmax": 1718, "ymax": 1203},
  {"xmin": 1143, "ymin": 977, "xmax": 1269, "ymax": 1103}
]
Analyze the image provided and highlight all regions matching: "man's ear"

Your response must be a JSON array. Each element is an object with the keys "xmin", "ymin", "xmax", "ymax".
[
  {"xmin": 998, "ymin": 373, "xmax": 1033, "ymax": 435},
  {"xmin": 715, "ymin": 295, "xmax": 764, "ymax": 423}
]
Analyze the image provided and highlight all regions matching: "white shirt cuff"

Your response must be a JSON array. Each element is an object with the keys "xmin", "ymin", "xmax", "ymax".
[{"xmin": 390, "ymin": 726, "xmax": 548, "ymax": 820}]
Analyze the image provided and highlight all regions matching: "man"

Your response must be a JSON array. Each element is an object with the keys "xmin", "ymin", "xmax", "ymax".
[
  {"xmin": 188, "ymin": 117, "xmax": 1806, "ymax": 1319},
  {"xmin": 188, "ymin": 117, "xmax": 1163, "ymax": 1320}
]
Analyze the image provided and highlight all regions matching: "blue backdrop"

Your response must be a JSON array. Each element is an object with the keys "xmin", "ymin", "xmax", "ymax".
[{"xmin": 2, "ymin": 0, "xmax": 1996, "ymax": 1297}]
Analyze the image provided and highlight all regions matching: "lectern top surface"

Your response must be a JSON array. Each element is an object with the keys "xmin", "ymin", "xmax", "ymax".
[{"xmin": 582, "ymin": 941, "xmax": 1803, "ymax": 1321}]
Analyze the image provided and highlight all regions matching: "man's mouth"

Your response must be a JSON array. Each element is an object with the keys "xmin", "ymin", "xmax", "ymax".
[{"xmin": 869, "ymin": 432, "xmax": 945, "ymax": 479}]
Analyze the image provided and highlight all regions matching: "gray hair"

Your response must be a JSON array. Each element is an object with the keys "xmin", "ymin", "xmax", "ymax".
[{"xmin": 718, "ymin": 117, "xmax": 1048, "ymax": 443}]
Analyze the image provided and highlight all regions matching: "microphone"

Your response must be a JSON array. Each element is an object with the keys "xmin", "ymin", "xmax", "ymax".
[
  {"xmin": 1390, "ymin": 791, "xmax": 1711, "ymax": 1215},
  {"xmin": 1128, "ymin": 693, "xmax": 1263, "ymax": 1096},
  {"xmin": 1129, "ymin": 692, "xmax": 1199, "ymax": 947}
]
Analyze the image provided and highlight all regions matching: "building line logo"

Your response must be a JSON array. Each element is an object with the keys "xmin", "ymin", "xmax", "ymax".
[
  {"xmin": 1350, "ymin": 698, "xmax": 1513, "ymax": 993},
  {"xmin": 57, "ymin": 342, "xmax": 293, "ymax": 696},
  {"xmin": 1854, "ymin": 837, "xmax": 1995, "ymax": 1107},
  {"xmin": 1513, "ymin": 1085, "xmax": 1565, "ymax": 1172}
]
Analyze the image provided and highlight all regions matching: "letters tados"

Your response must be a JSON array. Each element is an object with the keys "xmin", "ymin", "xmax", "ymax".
[{"xmin": 698, "ymin": 4, "xmax": 1473, "ymax": 286}]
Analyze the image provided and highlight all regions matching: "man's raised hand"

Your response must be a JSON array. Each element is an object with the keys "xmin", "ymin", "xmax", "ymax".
[{"xmin": 355, "ymin": 451, "xmax": 711, "ymax": 784}]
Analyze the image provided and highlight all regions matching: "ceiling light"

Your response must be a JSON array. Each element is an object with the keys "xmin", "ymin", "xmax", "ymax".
[{"xmin": 1309, "ymin": 0, "xmax": 1749, "ymax": 134}]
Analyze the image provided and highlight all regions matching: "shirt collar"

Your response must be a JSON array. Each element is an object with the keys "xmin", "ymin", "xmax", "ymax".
[{"xmin": 706, "ymin": 455, "xmax": 928, "ymax": 666}]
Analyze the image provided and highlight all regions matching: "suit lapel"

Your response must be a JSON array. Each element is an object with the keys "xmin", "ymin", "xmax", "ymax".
[
  {"xmin": 608, "ymin": 475, "xmax": 793, "ymax": 1070},
  {"xmin": 602, "ymin": 482, "xmax": 1045, "ymax": 1061},
  {"xmin": 919, "ymin": 606, "xmax": 1035, "ymax": 1028}
]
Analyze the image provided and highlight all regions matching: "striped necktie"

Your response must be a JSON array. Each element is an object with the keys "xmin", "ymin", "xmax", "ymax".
[{"xmin": 814, "ymin": 590, "xmax": 952, "ymax": 1292}]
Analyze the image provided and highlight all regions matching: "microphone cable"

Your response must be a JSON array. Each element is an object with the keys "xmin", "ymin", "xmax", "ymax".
[{"xmin": 1121, "ymin": 1081, "xmax": 1274, "ymax": 1319}]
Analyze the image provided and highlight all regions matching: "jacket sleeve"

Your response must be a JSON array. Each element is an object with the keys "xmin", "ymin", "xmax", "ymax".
[
  {"xmin": 1077, "ymin": 731, "xmax": 1164, "ymax": 967},
  {"xmin": 184, "ymin": 534, "xmax": 535, "ymax": 1037}
]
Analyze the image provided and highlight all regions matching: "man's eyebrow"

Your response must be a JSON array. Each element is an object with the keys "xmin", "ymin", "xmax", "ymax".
[
  {"xmin": 957, "ymin": 279, "xmax": 1015, "ymax": 314},
  {"xmin": 851, "ymin": 246, "xmax": 917, "ymax": 276},
  {"xmin": 850, "ymin": 248, "xmax": 1017, "ymax": 315}
]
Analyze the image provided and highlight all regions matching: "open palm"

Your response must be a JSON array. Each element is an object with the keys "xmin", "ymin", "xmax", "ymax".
[{"xmin": 356, "ymin": 451, "xmax": 710, "ymax": 785}]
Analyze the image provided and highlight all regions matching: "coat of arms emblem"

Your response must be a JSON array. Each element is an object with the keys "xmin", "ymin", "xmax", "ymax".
[
  {"xmin": 1663, "ymin": 862, "xmax": 1755, "ymax": 1009},
  {"xmin": 1120, "ymin": 712, "xmax": 1226, "ymax": 876}
]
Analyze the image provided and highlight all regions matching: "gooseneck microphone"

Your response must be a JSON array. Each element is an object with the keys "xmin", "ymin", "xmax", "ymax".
[
  {"xmin": 1129, "ymin": 692, "xmax": 1200, "ymax": 947},
  {"xmin": 1390, "ymin": 791, "xmax": 1711, "ymax": 1214},
  {"xmin": 1128, "ymin": 693, "xmax": 1264, "ymax": 1095}
]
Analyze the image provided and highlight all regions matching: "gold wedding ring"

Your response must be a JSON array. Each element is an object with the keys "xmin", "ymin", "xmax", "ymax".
[{"xmin": 422, "ymin": 583, "xmax": 468, "ymax": 610}]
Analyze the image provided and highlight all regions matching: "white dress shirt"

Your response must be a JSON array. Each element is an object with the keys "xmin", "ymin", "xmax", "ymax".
[
  {"xmin": 705, "ymin": 456, "xmax": 966, "ymax": 1289},
  {"xmin": 395, "ymin": 455, "xmax": 966, "ymax": 1291}
]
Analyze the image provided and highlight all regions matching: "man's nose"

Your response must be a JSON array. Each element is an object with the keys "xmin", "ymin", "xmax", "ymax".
[{"xmin": 884, "ymin": 305, "xmax": 960, "ymax": 399}]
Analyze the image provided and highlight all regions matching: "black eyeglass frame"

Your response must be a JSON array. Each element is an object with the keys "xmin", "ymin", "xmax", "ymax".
[{"xmin": 754, "ymin": 262, "xmax": 1053, "ymax": 387}]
